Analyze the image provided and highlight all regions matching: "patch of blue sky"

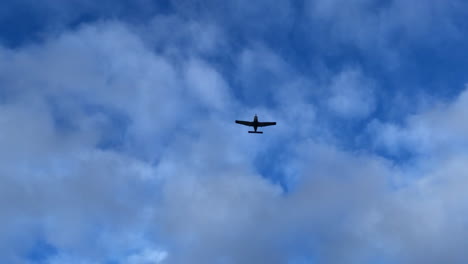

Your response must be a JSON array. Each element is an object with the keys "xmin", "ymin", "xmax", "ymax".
[
  {"xmin": 25, "ymin": 238, "xmax": 58, "ymax": 263},
  {"xmin": 0, "ymin": 1, "xmax": 48, "ymax": 47},
  {"xmin": 0, "ymin": 0, "xmax": 174, "ymax": 48}
]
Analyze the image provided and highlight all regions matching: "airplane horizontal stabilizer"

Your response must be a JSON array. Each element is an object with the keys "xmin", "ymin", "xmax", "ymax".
[{"xmin": 248, "ymin": 131, "xmax": 263, "ymax": 134}]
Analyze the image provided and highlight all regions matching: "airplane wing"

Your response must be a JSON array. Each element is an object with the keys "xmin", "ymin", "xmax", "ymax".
[
  {"xmin": 257, "ymin": 122, "xmax": 276, "ymax": 127},
  {"xmin": 235, "ymin": 120, "xmax": 254, "ymax": 126}
]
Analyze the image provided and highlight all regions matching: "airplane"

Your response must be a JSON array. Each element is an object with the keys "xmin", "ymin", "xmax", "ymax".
[{"xmin": 235, "ymin": 114, "xmax": 276, "ymax": 134}]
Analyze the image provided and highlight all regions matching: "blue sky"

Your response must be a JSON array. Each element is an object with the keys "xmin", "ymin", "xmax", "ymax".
[{"xmin": 2, "ymin": 0, "xmax": 468, "ymax": 263}]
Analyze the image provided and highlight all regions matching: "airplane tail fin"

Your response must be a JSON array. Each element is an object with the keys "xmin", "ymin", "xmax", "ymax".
[{"xmin": 248, "ymin": 131, "xmax": 263, "ymax": 134}]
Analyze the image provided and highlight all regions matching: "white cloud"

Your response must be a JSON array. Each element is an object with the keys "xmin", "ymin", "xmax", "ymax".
[
  {"xmin": 370, "ymin": 86, "xmax": 468, "ymax": 156},
  {"xmin": 0, "ymin": 18, "xmax": 235, "ymax": 263},
  {"xmin": 144, "ymin": 16, "xmax": 227, "ymax": 57},
  {"xmin": 184, "ymin": 58, "xmax": 232, "ymax": 111},
  {"xmin": 327, "ymin": 68, "xmax": 376, "ymax": 119},
  {"xmin": 236, "ymin": 45, "xmax": 294, "ymax": 102},
  {"xmin": 127, "ymin": 248, "xmax": 168, "ymax": 264}
]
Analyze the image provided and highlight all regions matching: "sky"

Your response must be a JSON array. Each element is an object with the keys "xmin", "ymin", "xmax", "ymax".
[{"xmin": 1, "ymin": 0, "xmax": 468, "ymax": 263}]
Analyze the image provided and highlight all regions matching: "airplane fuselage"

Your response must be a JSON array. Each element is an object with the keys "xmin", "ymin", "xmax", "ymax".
[{"xmin": 253, "ymin": 115, "xmax": 259, "ymax": 131}]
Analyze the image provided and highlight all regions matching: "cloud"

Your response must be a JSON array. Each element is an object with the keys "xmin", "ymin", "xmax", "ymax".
[
  {"xmin": 126, "ymin": 248, "xmax": 168, "ymax": 264},
  {"xmin": 2, "ymin": 1, "xmax": 468, "ymax": 264},
  {"xmin": 0, "ymin": 18, "xmax": 236, "ymax": 263},
  {"xmin": 308, "ymin": 0, "xmax": 465, "ymax": 48},
  {"xmin": 168, "ymin": 0, "xmax": 294, "ymax": 36},
  {"xmin": 143, "ymin": 15, "xmax": 227, "ymax": 57},
  {"xmin": 369, "ymin": 86, "xmax": 468, "ymax": 156},
  {"xmin": 149, "ymin": 122, "xmax": 468, "ymax": 264},
  {"xmin": 326, "ymin": 67, "xmax": 376, "ymax": 119},
  {"xmin": 184, "ymin": 58, "xmax": 232, "ymax": 111}
]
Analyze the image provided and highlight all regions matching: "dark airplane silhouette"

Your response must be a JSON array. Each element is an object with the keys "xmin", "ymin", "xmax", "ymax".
[{"xmin": 235, "ymin": 114, "xmax": 276, "ymax": 134}]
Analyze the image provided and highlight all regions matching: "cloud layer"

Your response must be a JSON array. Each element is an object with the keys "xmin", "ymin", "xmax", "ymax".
[{"xmin": 1, "ymin": 1, "xmax": 468, "ymax": 263}]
